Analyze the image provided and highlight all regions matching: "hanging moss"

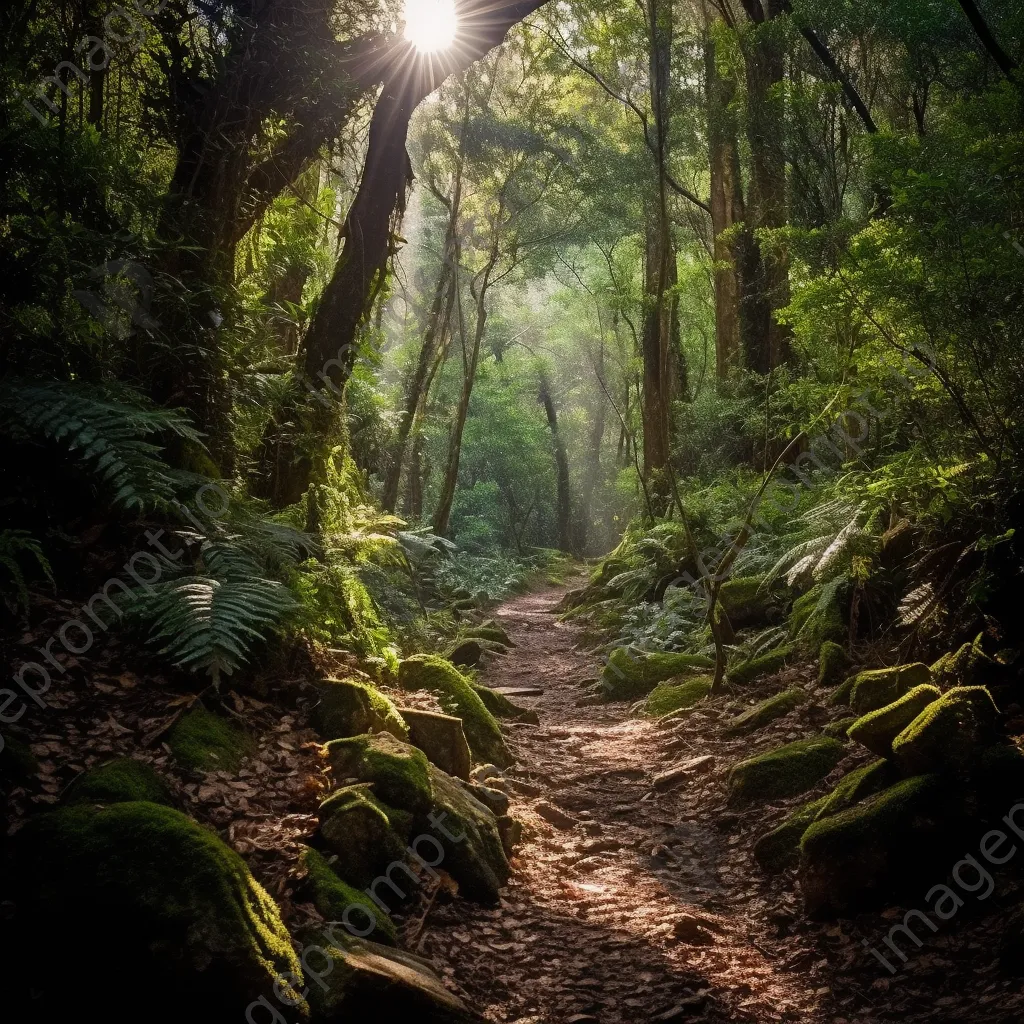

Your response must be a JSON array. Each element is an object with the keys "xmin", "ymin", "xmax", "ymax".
[
  {"xmin": 644, "ymin": 676, "xmax": 713, "ymax": 716},
  {"xmin": 599, "ymin": 648, "xmax": 715, "ymax": 700},
  {"xmin": 298, "ymin": 847, "xmax": 397, "ymax": 945},
  {"xmin": 726, "ymin": 643, "xmax": 796, "ymax": 686},
  {"xmin": 168, "ymin": 707, "xmax": 255, "ymax": 773},
  {"xmin": 724, "ymin": 688, "xmax": 805, "ymax": 736},
  {"xmin": 64, "ymin": 757, "xmax": 174, "ymax": 807},
  {"xmin": 12, "ymin": 801, "xmax": 305, "ymax": 1021},
  {"xmin": 727, "ymin": 737, "xmax": 846, "ymax": 807},
  {"xmin": 398, "ymin": 655, "xmax": 511, "ymax": 767},
  {"xmin": 847, "ymin": 685, "xmax": 942, "ymax": 757}
]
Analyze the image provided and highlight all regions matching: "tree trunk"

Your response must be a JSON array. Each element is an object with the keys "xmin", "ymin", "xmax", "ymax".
[
  {"xmin": 538, "ymin": 373, "xmax": 572, "ymax": 553},
  {"xmin": 579, "ymin": 341, "xmax": 607, "ymax": 554}
]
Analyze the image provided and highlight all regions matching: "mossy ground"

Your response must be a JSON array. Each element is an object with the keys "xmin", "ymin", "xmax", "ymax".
[
  {"xmin": 399, "ymin": 655, "xmax": 511, "ymax": 767},
  {"xmin": 168, "ymin": 706, "xmax": 255, "ymax": 773},
  {"xmin": 727, "ymin": 737, "xmax": 845, "ymax": 806},
  {"xmin": 64, "ymin": 757, "xmax": 174, "ymax": 806},
  {"xmin": 644, "ymin": 676, "xmax": 713, "ymax": 716},
  {"xmin": 299, "ymin": 847, "xmax": 397, "ymax": 945},
  {"xmin": 724, "ymin": 688, "xmax": 805, "ymax": 736}
]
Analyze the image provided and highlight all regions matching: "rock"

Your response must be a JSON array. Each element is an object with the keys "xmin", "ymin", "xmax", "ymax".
[
  {"xmin": 847, "ymin": 684, "xmax": 941, "ymax": 757},
  {"xmin": 318, "ymin": 785, "xmax": 409, "ymax": 888},
  {"xmin": 445, "ymin": 638, "xmax": 483, "ymax": 667},
  {"xmin": 581, "ymin": 838, "xmax": 622, "ymax": 854},
  {"xmin": 306, "ymin": 933, "xmax": 472, "ymax": 1023},
  {"xmin": 298, "ymin": 847, "xmax": 397, "ymax": 945},
  {"xmin": 671, "ymin": 914, "xmax": 716, "ymax": 945},
  {"xmin": 816, "ymin": 758, "xmax": 901, "ymax": 819},
  {"xmin": 930, "ymin": 633, "xmax": 993, "ymax": 687},
  {"xmin": 472, "ymin": 682, "xmax": 539, "ymax": 724},
  {"xmin": 727, "ymin": 737, "xmax": 846, "ymax": 807},
  {"xmin": 64, "ymin": 757, "xmax": 174, "ymax": 807},
  {"xmin": 168, "ymin": 706, "xmax": 254, "ymax": 773},
  {"xmin": 534, "ymin": 800, "xmax": 577, "ymax": 830},
  {"xmin": 719, "ymin": 573, "xmax": 782, "ymax": 628},
  {"xmin": 399, "ymin": 707, "xmax": 472, "ymax": 780},
  {"xmin": 818, "ymin": 640, "xmax": 848, "ymax": 687},
  {"xmin": 799, "ymin": 775, "xmax": 953, "ymax": 916},
  {"xmin": 325, "ymin": 732, "xmax": 509, "ymax": 904},
  {"xmin": 494, "ymin": 686, "xmax": 544, "ymax": 697},
  {"xmin": 644, "ymin": 676, "xmax": 713, "ymax": 716},
  {"xmin": 463, "ymin": 782, "xmax": 510, "ymax": 815},
  {"xmin": 653, "ymin": 756, "xmax": 714, "ymax": 790},
  {"xmin": 600, "ymin": 648, "xmax": 715, "ymax": 700},
  {"xmin": 822, "ymin": 716, "xmax": 858, "ymax": 739},
  {"xmin": 465, "ymin": 622, "xmax": 515, "ymax": 647},
  {"xmin": 754, "ymin": 797, "xmax": 829, "ymax": 873},
  {"xmin": 891, "ymin": 685, "xmax": 1002, "ymax": 774},
  {"xmin": 847, "ymin": 662, "xmax": 933, "ymax": 714},
  {"xmin": 399, "ymin": 655, "xmax": 512, "ymax": 768},
  {"xmin": 497, "ymin": 814, "xmax": 523, "ymax": 856},
  {"xmin": 312, "ymin": 677, "xmax": 408, "ymax": 742},
  {"xmin": 723, "ymin": 688, "xmax": 805, "ymax": 736},
  {"xmin": 470, "ymin": 763, "xmax": 503, "ymax": 784},
  {"xmin": 11, "ymin": 801, "xmax": 305, "ymax": 1021},
  {"xmin": 726, "ymin": 643, "xmax": 796, "ymax": 686}
]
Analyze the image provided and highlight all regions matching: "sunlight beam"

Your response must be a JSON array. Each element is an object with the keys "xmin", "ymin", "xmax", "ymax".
[{"xmin": 403, "ymin": 0, "xmax": 458, "ymax": 53}]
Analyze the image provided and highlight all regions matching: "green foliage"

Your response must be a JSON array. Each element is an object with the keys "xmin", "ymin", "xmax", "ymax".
[{"xmin": 0, "ymin": 529, "xmax": 52, "ymax": 614}]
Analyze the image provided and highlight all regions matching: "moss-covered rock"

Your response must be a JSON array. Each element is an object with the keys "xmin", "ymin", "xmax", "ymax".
[
  {"xmin": 827, "ymin": 675, "xmax": 855, "ymax": 707},
  {"xmin": 799, "ymin": 775, "xmax": 951, "ymax": 915},
  {"xmin": 472, "ymin": 682, "xmax": 539, "ymax": 724},
  {"xmin": 304, "ymin": 933, "xmax": 471, "ymax": 1023},
  {"xmin": 822, "ymin": 716, "xmax": 858, "ymax": 739},
  {"xmin": 11, "ymin": 801, "xmax": 305, "ymax": 1022},
  {"xmin": 168, "ymin": 706, "xmax": 255, "ymax": 773},
  {"xmin": 399, "ymin": 708, "xmax": 472, "ymax": 780},
  {"xmin": 318, "ymin": 785, "xmax": 409, "ymax": 888},
  {"xmin": 467, "ymin": 622, "xmax": 514, "ymax": 647},
  {"xmin": 323, "ymin": 732, "xmax": 509, "ymax": 904},
  {"xmin": 726, "ymin": 643, "xmax": 796, "ymax": 686},
  {"xmin": 398, "ymin": 655, "xmax": 511, "ymax": 768},
  {"xmin": 818, "ymin": 641, "xmax": 848, "ymax": 687},
  {"xmin": 599, "ymin": 648, "xmax": 715, "ymax": 700},
  {"xmin": 445, "ymin": 638, "xmax": 483, "ymax": 667},
  {"xmin": 754, "ymin": 797, "xmax": 828, "ymax": 873},
  {"xmin": 719, "ymin": 574, "xmax": 780, "ymax": 628},
  {"xmin": 848, "ymin": 663, "xmax": 933, "ymax": 715},
  {"xmin": 727, "ymin": 737, "xmax": 846, "ymax": 807},
  {"xmin": 724, "ymin": 688, "xmax": 805, "ymax": 736},
  {"xmin": 644, "ymin": 676, "xmax": 713, "ymax": 716},
  {"xmin": 298, "ymin": 847, "xmax": 396, "ymax": 945},
  {"xmin": 815, "ymin": 758, "xmax": 901, "ymax": 819},
  {"xmin": 311, "ymin": 677, "xmax": 408, "ymax": 742},
  {"xmin": 930, "ymin": 633, "xmax": 993, "ymax": 687},
  {"xmin": 847, "ymin": 685, "xmax": 942, "ymax": 757},
  {"xmin": 891, "ymin": 686, "xmax": 1002, "ymax": 775},
  {"xmin": 64, "ymin": 757, "xmax": 174, "ymax": 807},
  {"xmin": 789, "ymin": 584, "xmax": 846, "ymax": 648}
]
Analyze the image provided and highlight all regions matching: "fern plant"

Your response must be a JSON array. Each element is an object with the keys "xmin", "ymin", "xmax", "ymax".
[{"xmin": 0, "ymin": 379, "xmax": 202, "ymax": 512}]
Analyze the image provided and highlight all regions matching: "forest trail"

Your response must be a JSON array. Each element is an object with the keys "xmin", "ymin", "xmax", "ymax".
[{"xmin": 423, "ymin": 584, "xmax": 824, "ymax": 1024}]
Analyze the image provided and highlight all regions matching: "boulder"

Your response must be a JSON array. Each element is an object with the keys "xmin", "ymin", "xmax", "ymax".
[
  {"xmin": 726, "ymin": 643, "xmax": 796, "ymax": 686},
  {"xmin": 472, "ymin": 682, "xmax": 539, "ymax": 724},
  {"xmin": 445, "ymin": 638, "xmax": 483, "ymax": 667},
  {"xmin": 398, "ymin": 655, "xmax": 512, "ymax": 768},
  {"xmin": 311, "ymin": 678, "xmax": 408, "ymax": 742},
  {"xmin": 724, "ymin": 689, "xmax": 805, "ymax": 736},
  {"xmin": 298, "ymin": 847, "xmax": 396, "ymax": 945},
  {"xmin": 317, "ymin": 786, "xmax": 409, "ymax": 888},
  {"xmin": 599, "ymin": 648, "xmax": 715, "ymax": 700},
  {"xmin": 399, "ymin": 708, "xmax": 472, "ymax": 780},
  {"xmin": 64, "ymin": 757, "xmax": 174, "ymax": 807},
  {"xmin": 727, "ymin": 737, "xmax": 846, "ymax": 807},
  {"xmin": 847, "ymin": 685, "xmax": 941, "ymax": 757},
  {"xmin": 818, "ymin": 641, "xmax": 848, "ymax": 687},
  {"xmin": 168, "ymin": 706, "xmax": 255, "ymax": 773},
  {"xmin": 822, "ymin": 716, "xmax": 858, "ymax": 739},
  {"xmin": 718, "ymin": 574, "xmax": 780, "ymax": 628},
  {"xmin": 847, "ymin": 663, "xmax": 933, "ymax": 714},
  {"xmin": 891, "ymin": 685, "xmax": 1002, "ymax": 775},
  {"xmin": 466, "ymin": 622, "xmax": 515, "ymax": 647},
  {"xmin": 11, "ymin": 801, "xmax": 305, "ymax": 1023},
  {"xmin": 463, "ymin": 782, "xmax": 510, "ymax": 815},
  {"xmin": 930, "ymin": 633, "xmax": 993, "ymax": 687},
  {"xmin": 643, "ymin": 676, "xmax": 713, "ymax": 716},
  {"xmin": 305, "ymin": 933, "xmax": 471, "ymax": 1023},
  {"xmin": 324, "ymin": 733, "xmax": 433, "ymax": 815}
]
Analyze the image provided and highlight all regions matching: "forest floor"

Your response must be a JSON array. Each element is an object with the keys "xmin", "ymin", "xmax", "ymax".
[{"xmin": 422, "ymin": 583, "xmax": 1024, "ymax": 1024}]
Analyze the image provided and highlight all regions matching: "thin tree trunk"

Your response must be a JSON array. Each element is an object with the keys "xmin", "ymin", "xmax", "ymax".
[
  {"xmin": 538, "ymin": 372, "xmax": 572, "ymax": 553},
  {"xmin": 955, "ymin": 0, "xmax": 1017, "ymax": 75}
]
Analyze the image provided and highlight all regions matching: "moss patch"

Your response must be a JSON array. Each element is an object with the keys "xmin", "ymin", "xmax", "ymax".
[
  {"xmin": 13, "ymin": 801, "xmax": 304, "ymax": 1019},
  {"xmin": 727, "ymin": 737, "xmax": 846, "ymax": 807},
  {"xmin": 399, "ymin": 655, "xmax": 511, "ymax": 767},
  {"xmin": 827, "ymin": 675, "xmax": 855, "ymax": 707},
  {"xmin": 724, "ymin": 689, "xmax": 805, "ymax": 736},
  {"xmin": 64, "ymin": 758, "xmax": 174, "ymax": 807},
  {"xmin": 318, "ymin": 785, "xmax": 408, "ymax": 888},
  {"xmin": 726, "ymin": 643, "xmax": 796, "ymax": 686},
  {"xmin": 847, "ymin": 685, "xmax": 941, "ymax": 757},
  {"xmin": 818, "ymin": 641, "xmax": 848, "ymax": 687},
  {"xmin": 719, "ymin": 574, "xmax": 778, "ymax": 627},
  {"xmin": 471, "ymin": 682, "xmax": 538, "ymax": 724},
  {"xmin": 599, "ymin": 648, "xmax": 715, "ymax": 700},
  {"xmin": 848, "ymin": 663, "xmax": 933, "ymax": 715},
  {"xmin": 168, "ymin": 707, "xmax": 255, "ymax": 773},
  {"xmin": 299, "ymin": 847, "xmax": 397, "ymax": 945},
  {"xmin": 644, "ymin": 676, "xmax": 713, "ymax": 716},
  {"xmin": 324, "ymin": 733, "xmax": 433, "ymax": 815},
  {"xmin": 311, "ymin": 677, "xmax": 408, "ymax": 741},
  {"xmin": 892, "ymin": 685, "xmax": 1002, "ymax": 774},
  {"xmin": 930, "ymin": 634, "xmax": 992, "ymax": 687},
  {"xmin": 816, "ymin": 758, "xmax": 900, "ymax": 819},
  {"xmin": 789, "ymin": 584, "xmax": 845, "ymax": 648},
  {"xmin": 464, "ymin": 624, "xmax": 514, "ymax": 647}
]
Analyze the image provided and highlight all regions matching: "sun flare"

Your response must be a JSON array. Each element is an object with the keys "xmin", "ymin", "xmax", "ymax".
[{"xmin": 402, "ymin": 0, "xmax": 457, "ymax": 52}]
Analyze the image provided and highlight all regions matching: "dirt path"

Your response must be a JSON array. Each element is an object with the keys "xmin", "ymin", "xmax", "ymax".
[{"xmin": 421, "ymin": 584, "xmax": 825, "ymax": 1024}]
